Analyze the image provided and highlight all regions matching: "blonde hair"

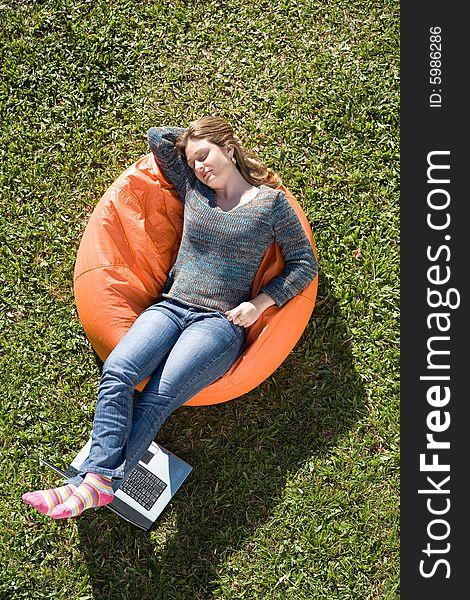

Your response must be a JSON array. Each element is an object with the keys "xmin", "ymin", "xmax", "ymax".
[{"xmin": 175, "ymin": 116, "xmax": 281, "ymax": 188}]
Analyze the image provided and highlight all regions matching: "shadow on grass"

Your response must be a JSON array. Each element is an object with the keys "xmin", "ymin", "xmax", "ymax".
[{"xmin": 76, "ymin": 275, "xmax": 366, "ymax": 600}]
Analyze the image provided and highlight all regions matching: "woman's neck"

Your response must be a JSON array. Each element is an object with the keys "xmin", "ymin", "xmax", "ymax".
[{"xmin": 214, "ymin": 171, "xmax": 257, "ymax": 205}]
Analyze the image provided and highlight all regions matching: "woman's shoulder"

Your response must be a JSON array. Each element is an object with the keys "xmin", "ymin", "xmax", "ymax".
[
  {"xmin": 257, "ymin": 184, "xmax": 284, "ymax": 202},
  {"xmin": 255, "ymin": 186, "xmax": 289, "ymax": 216}
]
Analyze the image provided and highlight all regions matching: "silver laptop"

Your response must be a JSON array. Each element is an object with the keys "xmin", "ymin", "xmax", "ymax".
[{"xmin": 40, "ymin": 438, "xmax": 192, "ymax": 531}]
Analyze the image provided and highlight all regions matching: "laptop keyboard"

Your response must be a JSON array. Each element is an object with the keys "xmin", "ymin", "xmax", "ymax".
[{"xmin": 120, "ymin": 463, "xmax": 167, "ymax": 511}]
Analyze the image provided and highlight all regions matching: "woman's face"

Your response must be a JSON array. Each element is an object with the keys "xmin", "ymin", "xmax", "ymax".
[{"xmin": 185, "ymin": 137, "xmax": 235, "ymax": 188}]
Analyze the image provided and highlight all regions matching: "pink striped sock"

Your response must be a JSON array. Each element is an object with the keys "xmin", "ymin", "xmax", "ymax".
[
  {"xmin": 22, "ymin": 484, "xmax": 76, "ymax": 515},
  {"xmin": 51, "ymin": 473, "xmax": 114, "ymax": 519}
]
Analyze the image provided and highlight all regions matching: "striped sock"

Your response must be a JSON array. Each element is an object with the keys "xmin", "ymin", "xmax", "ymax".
[
  {"xmin": 22, "ymin": 484, "xmax": 76, "ymax": 515},
  {"xmin": 51, "ymin": 473, "xmax": 114, "ymax": 519}
]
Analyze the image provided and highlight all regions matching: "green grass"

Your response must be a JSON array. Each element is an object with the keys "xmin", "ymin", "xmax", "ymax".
[{"xmin": 0, "ymin": 0, "xmax": 399, "ymax": 598}]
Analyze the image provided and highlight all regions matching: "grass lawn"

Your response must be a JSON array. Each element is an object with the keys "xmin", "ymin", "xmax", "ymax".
[{"xmin": 0, "ymin": 0, "xmax": 399, "ymax": 598}]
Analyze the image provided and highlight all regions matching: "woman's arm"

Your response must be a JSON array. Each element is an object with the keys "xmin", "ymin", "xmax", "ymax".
[
  {"xmin": 226, "ymin": 193, "xmax": 317, "ymax": 327},
  {"xmin": 260, "ymin": 191, "xmax": 318, "ymax": 307},
  {"xmin": 147, "ymin": 126, "xmax": 197, "ymax": 202}
]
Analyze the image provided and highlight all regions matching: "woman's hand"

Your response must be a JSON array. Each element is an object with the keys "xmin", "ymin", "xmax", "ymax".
[
  {"xmin": 225, "ymin": 293, "xmax": 276, "ymax": 328},
  {"xmin": 225, "ymin": 302, "xmax": 261, "ymax": 328}
]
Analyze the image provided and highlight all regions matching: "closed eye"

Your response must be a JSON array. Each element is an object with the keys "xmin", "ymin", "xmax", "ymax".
[{"xmin": 187, "ymin": 152, "xmax": 208, "ymax": 170}]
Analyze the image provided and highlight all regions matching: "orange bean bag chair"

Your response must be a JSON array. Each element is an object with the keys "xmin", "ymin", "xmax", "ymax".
[{"xmin": 74, "ymin": 153, "xmax": 318, "ymax": 406}]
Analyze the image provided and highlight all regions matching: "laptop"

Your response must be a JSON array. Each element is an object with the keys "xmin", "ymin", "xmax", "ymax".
[{"xmin": 40, "ymin": 438, "xmax": 192, "ymax": 531}]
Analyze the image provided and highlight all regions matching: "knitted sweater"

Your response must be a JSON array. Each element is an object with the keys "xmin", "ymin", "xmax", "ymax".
[{"xmin": 147, "ymin": 126, "xmax": 318, "ymax": 313}]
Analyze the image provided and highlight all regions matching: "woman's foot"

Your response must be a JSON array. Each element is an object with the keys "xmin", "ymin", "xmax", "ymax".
[
  {"xmin": 22, "ymin": 484, "xmax": 76, "ymax": 515},
  {"xmin": 51, "ymin": 473, "xmax": 114, "ymax": 519}
]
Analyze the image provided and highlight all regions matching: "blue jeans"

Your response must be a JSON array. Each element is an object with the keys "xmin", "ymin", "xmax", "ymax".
[{"xmin": 68, "ymin": 298, "xmax": 245, "ymax": 490}]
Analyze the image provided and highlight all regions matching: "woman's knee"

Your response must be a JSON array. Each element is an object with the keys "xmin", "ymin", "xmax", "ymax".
[{"xmin": 101, "ymin": 352, "xmax": 140, "ymax": 388}]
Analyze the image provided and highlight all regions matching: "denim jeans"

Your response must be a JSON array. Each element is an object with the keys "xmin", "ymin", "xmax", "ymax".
[{"xmin": 68, "ymin": 298, "xmax": 245, "ymax": 490}]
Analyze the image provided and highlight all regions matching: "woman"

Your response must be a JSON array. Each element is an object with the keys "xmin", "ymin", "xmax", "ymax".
[{"xmin": 22, "ymin": 116, "xmax": 318, "ymax": 520}]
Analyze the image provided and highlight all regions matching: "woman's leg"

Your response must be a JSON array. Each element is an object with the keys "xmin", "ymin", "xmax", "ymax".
[
  {"xmin": 58, "ymin": 307, "xmax": 244, "ymax": 517},
  {"xmin": 70, "ymin": 301, "xmax": 185, "ymax": 482},
  {"xmin": 22, "ymin": 300, "xmax": 185, "ymax": 516},
  {"xmin": 115, "ymin": 309, "xmax": 245, "ymax": 481},
  {"xmin": 23, "ymin": 302, "xmax": 245, "ymax": 518}
]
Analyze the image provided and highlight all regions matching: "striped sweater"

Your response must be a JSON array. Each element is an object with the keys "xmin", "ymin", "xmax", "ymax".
[{"xmin": 147, "ymin": 126, "xmax": 317, "ymax": 313}]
